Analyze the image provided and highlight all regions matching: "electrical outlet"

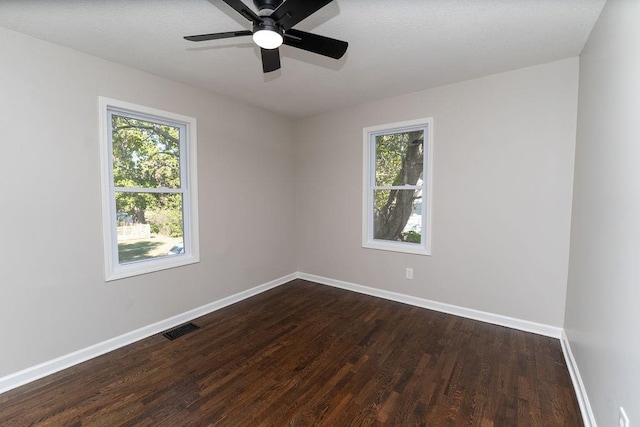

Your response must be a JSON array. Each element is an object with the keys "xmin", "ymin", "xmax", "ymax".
[
  {"xmin": 405, "ymin": 268, "xmax": 413, "ymax": 280},
  {"xmin": 619, "ymin": 407, "xmax": 629, "ymax": 427}
]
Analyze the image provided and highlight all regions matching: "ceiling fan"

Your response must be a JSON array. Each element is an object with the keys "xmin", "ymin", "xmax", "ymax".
[{"xmin": 184, "ymin": 0, "xmax": 348, "ymax": 73}]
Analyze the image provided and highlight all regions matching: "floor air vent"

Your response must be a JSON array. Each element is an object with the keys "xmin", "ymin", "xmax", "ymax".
[{"xmin": 162, "ymin": 322, "xmax": 200, "ymax": 340}]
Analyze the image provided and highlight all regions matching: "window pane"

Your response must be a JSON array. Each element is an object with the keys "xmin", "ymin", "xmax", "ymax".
[
  {"xmin": 115, "ymin": 192, "xmax": 184, "ymax": 264},
  {"xmin": 373, "ymin": 189, "xmax": 422, "ymax": 243},
  {"xmin": 111, "ymin": 114, "xmax": 181, "ymax": 189},
  {"xmin": 375, "ymin": 130, "xmax": 424, "ymax": 186}
]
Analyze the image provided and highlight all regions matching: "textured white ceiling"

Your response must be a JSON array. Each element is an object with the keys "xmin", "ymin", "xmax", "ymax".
[{"xmin": 0, "ymin": 0, "xmax": 605, "ymax": 118}]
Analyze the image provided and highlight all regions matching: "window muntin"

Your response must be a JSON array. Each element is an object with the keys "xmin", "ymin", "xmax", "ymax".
[
  {"xmin": 99, "ymin": 98, "xmax": 199, "ymax": 280},
  {"xmin": 363, "ymin": 118, "xmax": 432, "ymax": 255}
]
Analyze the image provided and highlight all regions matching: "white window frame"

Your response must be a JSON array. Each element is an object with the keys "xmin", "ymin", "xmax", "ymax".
[
  {"xmin": 362, "ymin": 118, "xmax": 433, "ymax": 256},
  {"xmin": 98, "ymin": 97, "xmax": 199, "ymax": 281}
]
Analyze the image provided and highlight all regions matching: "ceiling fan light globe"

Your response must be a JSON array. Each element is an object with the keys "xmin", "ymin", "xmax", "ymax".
[{"xmin": 253, "ymin": 29, "xmax": 283, "ymax": 49}]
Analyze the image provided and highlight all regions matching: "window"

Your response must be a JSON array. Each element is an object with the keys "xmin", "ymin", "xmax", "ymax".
[
  {"xmin": 362, "ymin": 118, "xmax": 432, "ymax": 255},
  {"xmin": 99, "ymin": 97, "xmax": 199, "ymax": 281}
]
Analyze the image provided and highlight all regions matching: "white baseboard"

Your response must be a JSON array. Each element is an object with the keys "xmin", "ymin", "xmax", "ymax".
[
  {"xmin": 1, "ymin": 271, "xmax": 591, "ymax": 427},
  {"xmin": 0, "ymin": 273, "xmax": 296, "ymax": 395},
  {"xmin": 560, "ymin": 330, "xmax": 597, "ymax": 427},
  {"xmin": 297, "ymin": 272, "xmax": 563, "ymax": 338}
]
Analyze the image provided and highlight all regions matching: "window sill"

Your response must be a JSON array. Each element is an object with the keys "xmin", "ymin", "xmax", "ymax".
[
  {"xmin": 362, "ymin": 241, "xmax": 431, "ymax": 256},
  {"xmin": 106, "ymin": 254, "xmax": 200, "ymax": 282}
]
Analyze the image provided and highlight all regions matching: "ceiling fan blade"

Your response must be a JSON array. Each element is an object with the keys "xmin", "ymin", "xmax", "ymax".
[
  {"xmin": 271, "ymin": 0, "xmax": 333, "ymax": 30},
  {"xmin": 222, "ymin": 0, "xmax": 262, "ymax": 25},
  {"xmin": 261, "ymin": 48, "xmax": 281, "ymax": 73},
  {"xmin": 184, "ymin": 30, "xmax": 252, "ymax": 42},
  {"xmin": 283, "ymin": 29, "xmax": 347, "ymax": 59}
]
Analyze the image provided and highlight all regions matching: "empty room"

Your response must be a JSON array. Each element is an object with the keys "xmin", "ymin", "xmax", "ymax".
[{"xmin": 0, "ymin": 0, "xmax": 637, "ymax": 425}]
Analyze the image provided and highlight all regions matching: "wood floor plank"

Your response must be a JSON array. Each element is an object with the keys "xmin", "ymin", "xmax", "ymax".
[{"xmin": 0, "ymin": 279, "xmax": 583, "ymax": 426}]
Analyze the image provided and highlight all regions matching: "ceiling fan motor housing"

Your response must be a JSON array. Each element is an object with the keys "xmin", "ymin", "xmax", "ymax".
[{"xmin": 254, "ymin": 17, "xmax": 282, "ymax": 37}]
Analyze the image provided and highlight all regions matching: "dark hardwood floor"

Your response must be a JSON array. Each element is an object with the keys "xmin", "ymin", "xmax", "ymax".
[{"xmin": 0, "ymin": 279, "xmax": 583, "ymax": 426}]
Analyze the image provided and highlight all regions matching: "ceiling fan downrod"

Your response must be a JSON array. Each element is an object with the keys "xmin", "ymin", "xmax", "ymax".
[{"xmin": 253, "ymin": 0, "xmax": 284, "ymax": 16}]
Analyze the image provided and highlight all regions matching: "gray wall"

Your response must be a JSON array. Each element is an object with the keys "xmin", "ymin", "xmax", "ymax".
[
  {"xmin": 295, "ymin": 59, "xmax": 579, "ymax": 327},
  {"xmin": 566, "ymin": 0, "xmax": 640, "ymax": 424},
  {"xmin": 6, "ymin": 10, "xmax": 635, "ymax": 424},
  {"xmin": 0, "ymin": 26, "xmax": 296, "ymax": 377}
]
